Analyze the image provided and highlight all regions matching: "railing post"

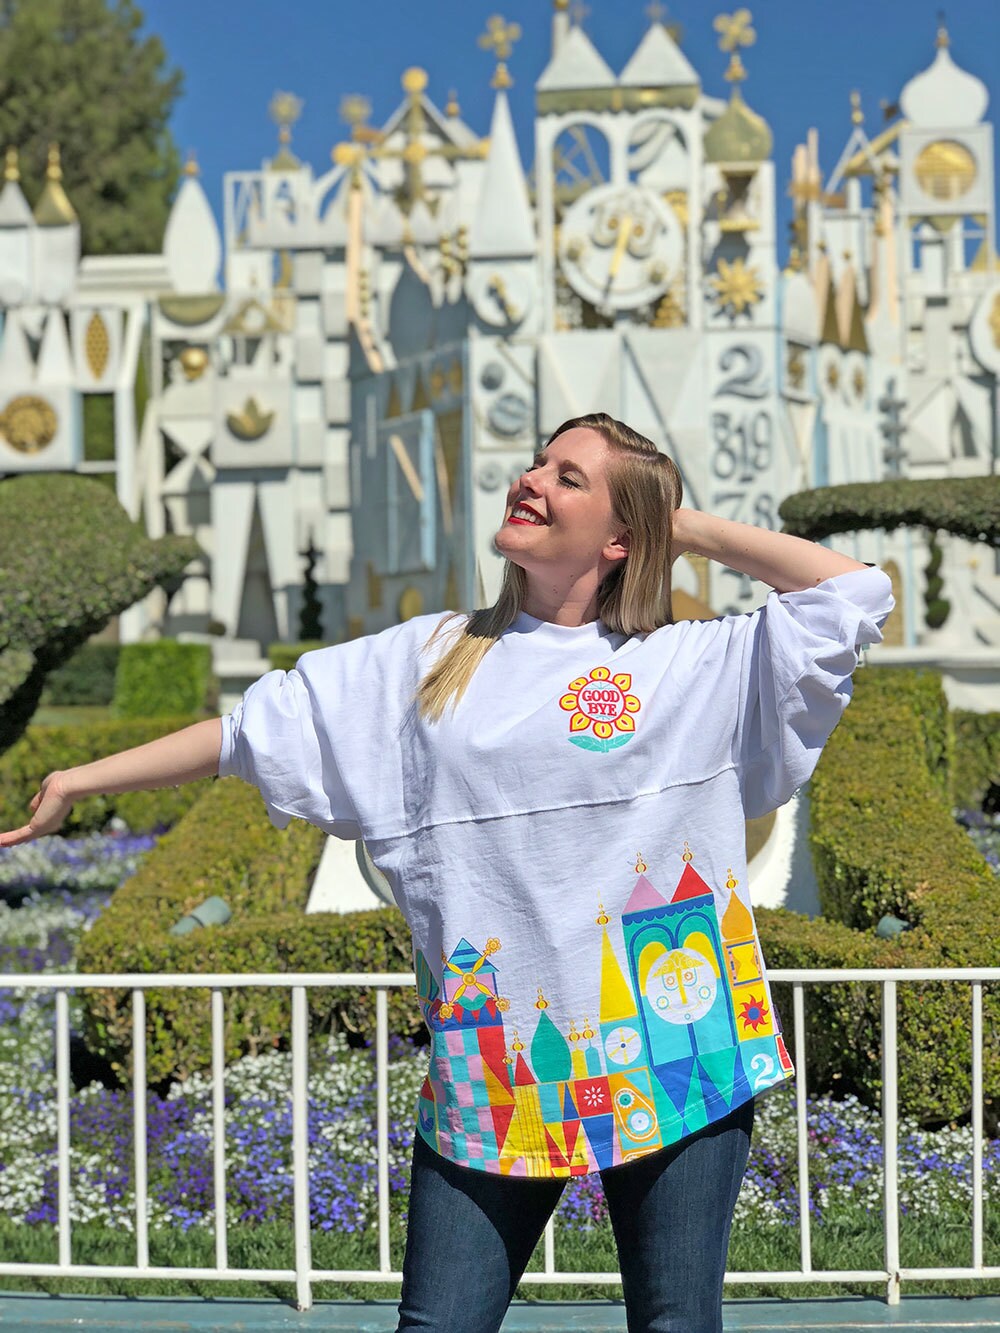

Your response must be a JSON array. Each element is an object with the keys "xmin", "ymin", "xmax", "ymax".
[
  {"xmin": 211, "ymin": 988, "xmax": 228, "ymax": 1271},
  {"xmin": 793, "ymin": 983, "xmax": 812, "ymax": 1274},
  {"xmin": 881, "ymin": 980, "xmax": 900, "ymax": 1305},
  {"xmin": 291, "ymin": 986, "xmax": 313, "ymax": 1311},
  {"xmin": 132, "ymin": 989, "xmax": 149, "ymax": 1268},
  {"xmin": 376, "ymin": 987, "xmax": 391, "ymax": 1274},
  {"xmin": 54, "ymin": 988, "xmax": 71, "ymax": 1268},
  {"xmin": 972, "ymin": 982, "xmax": 984, "ymax": 1272}
]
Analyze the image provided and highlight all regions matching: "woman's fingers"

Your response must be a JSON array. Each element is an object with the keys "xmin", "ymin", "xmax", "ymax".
[
  {"xmin": 0, "ymin": 774, "xmax": 73, "ymax": 848},
  {"xmin": 0, "ymin": 824, "xmax": 40, "ymax": 849}
]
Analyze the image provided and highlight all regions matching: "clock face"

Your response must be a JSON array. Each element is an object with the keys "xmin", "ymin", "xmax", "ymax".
[{"xmin": 559, "ymin": 184, "xmax": 683, "ymax": 312}]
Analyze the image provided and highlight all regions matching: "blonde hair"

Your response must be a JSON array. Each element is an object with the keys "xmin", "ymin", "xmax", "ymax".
[{"xmin": 417, "ymin": 412, "xmax": 683, "ymax": 721}]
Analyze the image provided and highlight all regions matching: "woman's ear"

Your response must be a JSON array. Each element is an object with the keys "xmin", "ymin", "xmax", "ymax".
[{"xmin": 603, "ymin": 529, "xmax": 631, "ymax": 564}]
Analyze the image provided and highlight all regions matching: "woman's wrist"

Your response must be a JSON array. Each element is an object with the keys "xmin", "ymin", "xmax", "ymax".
[{"xmin": 670, "ymin": 508, "xmax": 702, "ymax": 559}]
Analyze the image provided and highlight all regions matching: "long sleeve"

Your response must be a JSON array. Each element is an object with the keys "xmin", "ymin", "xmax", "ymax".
[
  {"xmin": 217, "ymin": 613, "xmax": 451, "ymax": 839},
  {"xmin": 218, "ymin": 661, "xmax": 360, "ymax": 836},
  {"xmin": 733, "ymin": 566, "xmax": 895, "ymax": 819}
]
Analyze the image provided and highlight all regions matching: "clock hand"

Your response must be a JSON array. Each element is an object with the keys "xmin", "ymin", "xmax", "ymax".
[{"xmin": 605, "ymin": 214, "xmax": 635, "ymax": 289}]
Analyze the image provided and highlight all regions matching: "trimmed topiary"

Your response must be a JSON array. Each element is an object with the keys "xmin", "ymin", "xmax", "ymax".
[{"xmin": 0, "ymin": 473, "xmax": 199, "ymax": 755}]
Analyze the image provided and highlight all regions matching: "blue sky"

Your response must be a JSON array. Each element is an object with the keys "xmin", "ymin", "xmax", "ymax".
[{"xmin": 140, "ymin": 0, "xmax": 1000, "ymax": 257}]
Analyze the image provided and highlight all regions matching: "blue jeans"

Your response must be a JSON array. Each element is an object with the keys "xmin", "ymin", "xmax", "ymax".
[{"xmin": 397, "ymin": 1097, "xmax": 753, "ymax": 1333}]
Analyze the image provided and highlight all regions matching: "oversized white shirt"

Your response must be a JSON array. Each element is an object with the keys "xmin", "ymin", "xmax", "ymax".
[{"xmin": 220, "ymin": 566, "xmax": 894, "ymax": 1178}]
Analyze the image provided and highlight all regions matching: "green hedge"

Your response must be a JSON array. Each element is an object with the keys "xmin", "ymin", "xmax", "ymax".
[
  {"xmin": 757, "ymin": 667, "xmax": 999, "ymax": 1125},
  {"xmin": 78, "ymin": 778, "xmax": 417, "ymax": 1083},
  {"xmin": 267, "ymin": 641, "xmax": 327, "ymax": 673},
  {"xmin": 113, "ymin": 641, "xmax": 216, "ymax": 719},
  {"xmin": 951, "ymin": 710, "xmax": 1000, "ymax": 811},
  {"xmin": 39, "ymin": 642, "xmax": 121, "ymax": 707},
  {"xmin": 0, "ymin": 716, "xmax": 210, "ymax": 835}
]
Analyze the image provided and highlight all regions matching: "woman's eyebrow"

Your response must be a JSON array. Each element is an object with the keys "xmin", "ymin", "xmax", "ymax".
[
  {"xmin": 532, "ymin": 452, "xmax": 590, "ymax": 482},
  {"xmin": 560, "ymin": 458, "xmax": 590, "ymax": 481}
]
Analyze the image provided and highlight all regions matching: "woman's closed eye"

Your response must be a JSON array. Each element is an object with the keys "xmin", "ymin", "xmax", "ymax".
[{"xmin": 559, "ymin": 475, "xmax": 581, "ymax": 488}]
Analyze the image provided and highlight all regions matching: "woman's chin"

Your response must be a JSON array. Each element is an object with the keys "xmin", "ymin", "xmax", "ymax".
[{"xmin": 493, "ymin": 525, "xmax": 530, "ymax": 563}]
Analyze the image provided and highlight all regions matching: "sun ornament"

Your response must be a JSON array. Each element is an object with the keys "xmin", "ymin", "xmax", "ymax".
[
  {"xmin": 560, "ymin": 666, "xmax": 641, "ymax": 752},
  {"xmin": 708, "ymin": 256, "xmax": 763, "ymax": 318},
  {"xmin": 738, "ymin": 993, "xmax": 769, "ymax": 1034}
]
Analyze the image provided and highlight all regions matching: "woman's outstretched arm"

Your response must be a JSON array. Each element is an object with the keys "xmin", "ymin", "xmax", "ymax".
[
  {"xmin": 0, "ymin": 717, "xmax": 223, "ymax": 848},
  {"xmin": 672, "ymin": 508, "xmax": 867, "ymax": 594}
]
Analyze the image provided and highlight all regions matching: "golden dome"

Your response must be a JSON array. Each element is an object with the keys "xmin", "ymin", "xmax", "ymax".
[{"xmin": 704, "ymin": 87, "xmax": 772, "ymax": 165}]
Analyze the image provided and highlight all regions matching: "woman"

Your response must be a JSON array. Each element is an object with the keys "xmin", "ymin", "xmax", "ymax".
[{"xmin": 1, "ymin": 413, "xmax": 894, "ymax": 1332}]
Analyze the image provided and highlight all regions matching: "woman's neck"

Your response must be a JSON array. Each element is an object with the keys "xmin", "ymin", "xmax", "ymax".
[{"xmin": 521, "ymin": 575, "xmax": 601, "ymax": 626}]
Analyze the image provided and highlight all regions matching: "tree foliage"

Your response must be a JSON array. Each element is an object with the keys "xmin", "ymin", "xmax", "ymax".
[{"xmin": 0, "ymin": 0, "xmax": 182, "ymax": 255}]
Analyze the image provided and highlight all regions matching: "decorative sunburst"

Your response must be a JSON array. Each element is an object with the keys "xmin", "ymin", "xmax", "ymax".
[
  {"xmin": 738, "ymin": 994, "xmax": 770, "ymax": 1034},
  {"xmin": 709, "ymin": 256, "xmax": 763, "ymax": 317}
]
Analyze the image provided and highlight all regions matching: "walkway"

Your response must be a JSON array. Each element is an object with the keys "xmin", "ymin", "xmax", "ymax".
[{"xmin": 1, "ymin": 1295, "xmax": 999, "ymax": 1331}]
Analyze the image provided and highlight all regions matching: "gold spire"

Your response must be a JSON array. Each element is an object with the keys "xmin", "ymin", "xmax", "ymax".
[
  {"xmin": 713, "ymin": 8, "xmax": 755, "ymax": 86},
  {"xmin": 33, "ymin": 144, "xmax": 77, "ymax": 227},
  {"xmin": 478, "ymin": 14, "xmax": 521, "ymax": 91},
  {"xmin": 340, "ymin": 93, "xmax": 374, "ymax": 144},
  {"xmin": 445, "ymin": 88, "xmax": 460, "ymax": 118},
  {"xmin": 268, "ymin": 90, "xmax": 303, "ymax": 172},
  {"xmin": 936, "ymin": 14, "xmax": 949, "ymax": 48},
  {"xmin": 851, "ymin": 90, "xmax": 863, "ymax": 127},
  {"xmin": 4, "ymin": 147, "xmax": 18, "ymax": 183},
  {"xmin": 183, "ymin": 150, "xmax": 199, "ymax": 178},
  {"xmin": 402, "ymin": 66, "xmax": 428, "ymax": 96},
  {"xmin": 705, "ymin": 11, "xmax": 771, "ymax": 164}
]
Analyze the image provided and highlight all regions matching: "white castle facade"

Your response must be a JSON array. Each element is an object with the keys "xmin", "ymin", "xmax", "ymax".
[{"xmin": 2, "ymin": 5, "xmax": 1000, "ymax": 711}]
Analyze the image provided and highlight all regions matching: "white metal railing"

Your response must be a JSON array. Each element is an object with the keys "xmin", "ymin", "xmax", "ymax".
[{"xmin": 0, "ymin": 968, "xmax": 997, "ymax": 1310}]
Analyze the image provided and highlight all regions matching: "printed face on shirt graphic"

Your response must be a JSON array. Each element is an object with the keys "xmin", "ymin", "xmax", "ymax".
[{"xmin": 493, "ymin": 428, "xmax": 629, "ymax": 581}]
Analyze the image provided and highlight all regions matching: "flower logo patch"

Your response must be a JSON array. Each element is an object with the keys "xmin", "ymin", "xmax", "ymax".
[{"xmin": 560, "ymin": 667, "xmax": 642, "ymax": 752}]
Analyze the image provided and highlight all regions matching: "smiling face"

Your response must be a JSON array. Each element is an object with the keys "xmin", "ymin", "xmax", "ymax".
[{"xmin": 493, "ymin": 428, "xmax": 628, "ymax": 586}]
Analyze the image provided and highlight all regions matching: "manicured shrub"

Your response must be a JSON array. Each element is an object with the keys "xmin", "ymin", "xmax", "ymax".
[
  {"xmin": 952, "ymin": 709, "xmax": 1000, "ymax": 811},
  {"xmin": 77, "ymin": 778, "xmax": 417, "ymax": 1083},
  {"xmin": 113, "ymin": 641, "xmax": 216, "ymax": 719},
  {"xmin": 0, "ymin": 473, "xmax": 199, "ymax": 754},
  {"xmin": 757, "ymin": 667, "xmax": 1000, "ymax": 1126},
  {"xmin": 267, "ymin": 641, "xmax": 327, "ymax": 673},
  {"xmin": 0, "ymin": 717, "xmax": 208, "ymax": 835},
  {"xmin": 778, "ymin": 475, "xmax": 1000, "ymax": 545},
  {"xmin": 39, "ymin": 642, "xmax": 121, "ymax": 707}
]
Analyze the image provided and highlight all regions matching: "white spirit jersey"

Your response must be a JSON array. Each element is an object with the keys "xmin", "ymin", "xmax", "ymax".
[{"xmin": 220, "ymin": 566, "xmax": 894, "ymax": 1177}]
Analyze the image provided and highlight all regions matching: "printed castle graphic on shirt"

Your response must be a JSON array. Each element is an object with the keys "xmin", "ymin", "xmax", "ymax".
[{"xmin": 415, "ymin": 848, "xmax": 794, "ymax": 1177}]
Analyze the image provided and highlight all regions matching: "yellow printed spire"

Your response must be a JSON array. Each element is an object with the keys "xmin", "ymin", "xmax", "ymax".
[{"xmin": 599, "ymin": 925, "xmax": 637, "ymax": 1023}]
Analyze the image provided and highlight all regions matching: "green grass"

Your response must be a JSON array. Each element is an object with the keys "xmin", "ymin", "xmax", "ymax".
[{"xmin": 0, "ymin": 1208, "xmax": 997, "ymax": 1304}]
